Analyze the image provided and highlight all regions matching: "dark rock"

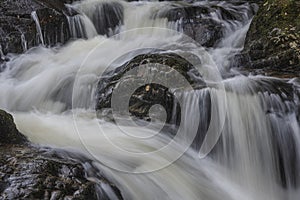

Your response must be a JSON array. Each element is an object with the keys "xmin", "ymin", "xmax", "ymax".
[
  {"xmin": 0, "ymin": 0, "xmax": 41, "ymax": 55},
  {"xmin": 241, "ymin": 0, "xmax": 300, "ymax": 77},
  {"xmin": 96, "ymin": 52, "xmax": 205, "ymax": 123},
  {"xmin": 0, "ymin": 109, "xmax": 123, "ymax": 199},
  {"xmin": 0, "ymin": 0, "xmax": 79, "ymax": 55},
  {"xmin": 156, "ymin": 2, "xmax": 255, "ymax": 48},
  {"xmin": 34, "ymin": 8, "xmax": 71, "ymax": 46},
  {"xmin": 0, "ymin": 145, "xmax": 114, "ymax": 199},
  {"xmin": 156, "ymin": 5, "xmax": 223, "ymax": 47},
  {"xmin": 0, "ymin": 110, "xmax": 27, "ymax": 145},
  {"xmin": 33, "ymin": 0, "xmax": 79, "ymax": 16}
]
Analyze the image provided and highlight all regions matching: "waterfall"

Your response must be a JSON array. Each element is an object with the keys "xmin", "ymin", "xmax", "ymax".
[
  {"xmin": 0, "ymin": 0, "xmax": 299, "ymax": 200},
  {"xmin": 21, "ymin": 33, "xmax": 28, "ymax": 52},
  {"xmin": 31, "ymin": 11, "xmax": 45, "ymax": 46},
  {"xmin": 67, "ymin": 14, "xmax": 98, "ymax": 39}
]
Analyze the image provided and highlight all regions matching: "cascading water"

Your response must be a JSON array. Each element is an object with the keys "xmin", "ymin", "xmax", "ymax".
[
  {"xmin": 0, "ymin": 0, "xmax": 299, "ymax": 200},
  {"xmin": 31, "ymin": 11, "xmax": 45, "ymax": 46}
]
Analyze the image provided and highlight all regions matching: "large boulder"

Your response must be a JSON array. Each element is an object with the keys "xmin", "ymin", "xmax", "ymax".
[
  {"xmin": 96, "ymin": 52, "xmax": 205, "ymax": 123},
  {"xmin": 240, "ymin": 0, "xmax": 300, "ymax": 77}
]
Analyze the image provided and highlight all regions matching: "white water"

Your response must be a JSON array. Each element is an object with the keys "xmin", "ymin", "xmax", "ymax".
[{"xmin": 1, "ymin": 1, "xmax": 300, "ymax": 200}]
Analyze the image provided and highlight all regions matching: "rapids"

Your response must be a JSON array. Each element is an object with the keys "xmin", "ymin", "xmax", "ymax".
[{"xmin": 0, "ymin": 0, "xmax": 299, "ymax": 199}]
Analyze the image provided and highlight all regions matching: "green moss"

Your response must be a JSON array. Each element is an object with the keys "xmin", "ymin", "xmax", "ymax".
[
  {"xmin": 251, "ymin": 0, "xmax": 300, "ymax": 38},
  {"xmin": 244, "ymin": 0, "xmax": 300, "ymax": 72}
]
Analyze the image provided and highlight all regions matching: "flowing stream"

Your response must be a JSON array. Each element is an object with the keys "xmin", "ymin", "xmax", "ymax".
[{"xmin": 0, "ymin": 0, "xmax": 300, "ymax": 199}]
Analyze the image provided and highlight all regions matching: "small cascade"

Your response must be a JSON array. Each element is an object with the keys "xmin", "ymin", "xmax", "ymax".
[
  {"xmin": 78, "ymin": 1, "xmax": 124, "ymax": 36},
  {"xmin": 66, "ymin": 0, "xmax": 125, "ymax": 39},
  {"xmin": 31, "ymin": 11, "xmax": 45, "ymax": 46},
  {"xmin": 67, "ymin": 14, "xmax": 98, "ymax": 39},
  {"xmin": 21, "ymin": 33, "xmax": 28, "ymax": 52},
  {"xmin": 0, "ymin": 45, "xmax": 5, "ymax": 61}
]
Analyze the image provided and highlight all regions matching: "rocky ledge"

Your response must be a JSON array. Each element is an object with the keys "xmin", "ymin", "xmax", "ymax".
[
  {"xmin": 0, "ymin": 0, "xmax": 79, "ymax": 57},
  {"xmin": 0, "ymin": 110, "xmax": 123, "ymax": 199},
  {"xmin": 239, "ymin": 0, "xmax": 300, "ymax": 77}
]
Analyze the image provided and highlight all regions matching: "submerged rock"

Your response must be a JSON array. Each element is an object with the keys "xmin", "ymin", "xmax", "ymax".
[{"xmin": 0, "ymin": 109, "xmax": 123, "ymax": 200}]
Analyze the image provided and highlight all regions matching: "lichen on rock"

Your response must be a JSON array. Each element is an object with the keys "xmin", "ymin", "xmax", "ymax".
[{"xmin": 241, "ymin": 0, "xmax": 300, "ymax": 77}]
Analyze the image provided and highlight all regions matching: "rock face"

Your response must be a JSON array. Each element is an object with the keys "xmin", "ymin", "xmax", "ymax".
[
  {"xmin": 96, "ymin": 52, "xmax": 205, "ymax": 123},
  {"xmin": 241, "ymin": 0, "xmax": 300, "ymax": 77},
  {"xmin": 0, "ymin": 110, "xmax": 27, "ymax": 145},
  {"xmin": 0, "ymin": 0, "xmax": 126, "ymax": 59},
  {"xmin": 0, "ymin": 109, "xmax": 123, "ymax": 200},
  {"xmin": 33, "ymin": 0, "xmax": 79, "ymax": 16},
  {"xmin": 0, "ymin": 0, "xmax": 77, "ymax": 57},
  {"xmin": 0, "ymin": 0, "xmax": 41, "ymax": 56}
]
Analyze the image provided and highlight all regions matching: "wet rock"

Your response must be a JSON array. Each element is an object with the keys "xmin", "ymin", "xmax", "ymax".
[
  {"xmin": 0, "ymin": 110, "xmax": 123, "ymax": 199},
  {"xmin": 155, "ymin": 2, "xmax": 256, "ymax": 47},
  {"xmin": 240, "ymin": 0, "xmax": 300, "ymax": 77},
  {"xmin": 0, "ymin": 0, "xmax": 41, "ymax": 55},
  {"xmin": 33, "ymin": 0, "xmax": 79, "ymax": 16},
  {"xmin": 96, "ymin": 52, "xmax": 205, "ymax": 123},
  {"xmin": 157, "ymin": 5, "xmax": 223, "ymax": 47},
  {"xmin": 86, "ymin": 2, "xmax": 124, "ymax": 37},
  {"xmin": 0, "ymin": 146, "xmax": 98, "ymax": 199},
  {"xmin": 34, "ymin": 8, "xmax": 71, "ymax": 46},
  {"xmin": 0, "ymin": 110, "xmax": 27, "ymax": 145},
  {"xmin": 0, "ymin": 0, "xmax": 78, "ymax": 55}
]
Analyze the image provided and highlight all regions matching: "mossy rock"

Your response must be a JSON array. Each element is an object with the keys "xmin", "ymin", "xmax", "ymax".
[
  {"xmin": 242, "ymin": 0, "xmax": 300, "ymax": 77},
  {"xmin": 0, "ymin": 110, "xmax": 27, "ymax": 144}
]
